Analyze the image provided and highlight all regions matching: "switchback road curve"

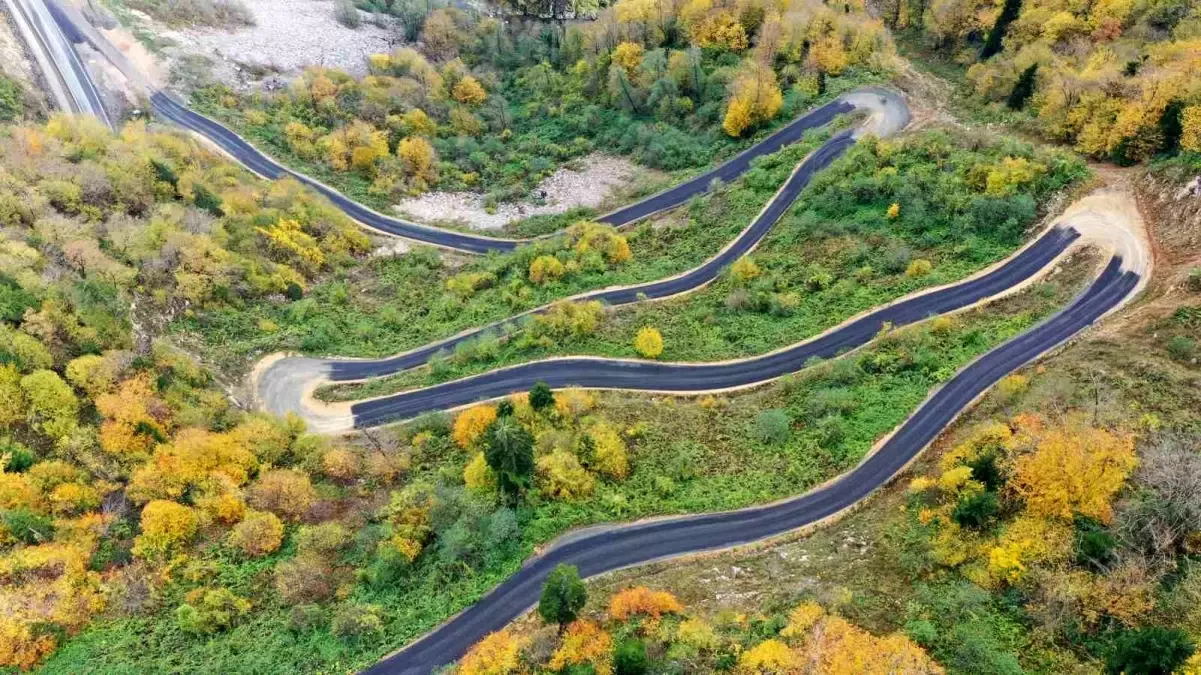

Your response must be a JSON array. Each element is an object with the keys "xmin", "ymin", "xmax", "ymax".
[
  {"xmin": 148, "ymin": 89, "xmax": 899, "ymax": 253},
  {"xmin": 351, "ymin": 225, "xmax": 1080, "ymax": 427},
  {"xmin": 253, "ymin": 91, "xmax": 910, "ymax": 425},
  {"xmin": 364, "ymin": 252, "xmax": 1141, "ymax": 675}
]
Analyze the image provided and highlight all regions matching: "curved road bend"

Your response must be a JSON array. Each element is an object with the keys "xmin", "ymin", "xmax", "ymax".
[
  {"xmin": 327, "ymin": 130, "xmax": 859, "ymax": 382},
  {"xmin": 148, "ymin": 92, "xmax": 860, "ymax": 254},
  {"xmin": 364, "ymin": 256, "xmax": 1140, "ymax": 675},
  {"xmin": 352, "ymin": 225, "xmax": 1079, "ymax": 427}
]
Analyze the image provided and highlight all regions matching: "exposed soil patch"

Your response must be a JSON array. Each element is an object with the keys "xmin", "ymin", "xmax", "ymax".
[
  {"xmin": 139, "ymin": 0, "xmax": 397, "ymax": 89},
  {"xmin": 0, "ymin": 11, "xmax": 37, "ymax": 89},
  {"xmin": 393, "ymin": 154, "xmax": 658, "ymax": 230}
]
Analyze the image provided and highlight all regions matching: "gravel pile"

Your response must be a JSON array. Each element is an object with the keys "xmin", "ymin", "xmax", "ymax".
[
  {"xmin": 162, "ymin": 0, "xmax": 396, "ymax": 83},
  {"xmin": 394, "ymin": 154, "xmax": 643, "ymax": 230}
]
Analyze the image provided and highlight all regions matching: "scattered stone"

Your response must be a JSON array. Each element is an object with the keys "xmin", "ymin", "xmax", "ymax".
[
  {"xmin": 159, "ymin": 0, "xmax": 396, "ymax": 87},
  {"xmin": 393, "ymin": 154, "xmax": 643, "ymax": 230}
]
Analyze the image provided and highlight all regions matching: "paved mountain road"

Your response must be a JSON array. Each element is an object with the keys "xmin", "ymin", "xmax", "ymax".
[
  {"xmin": 24, "ymin": 14, "xmax": 1150, "ymax": 674},
  {"xmin": 148, "ymin": 92, "xmax": 868, "ymax": 253},
  {"xmin": 350, "ymin": 225, "xmax": 1080, "ymax": 427},
  {"xmin": 253, "ymin": 91, "xmax": 910, "ymax": 428},
  {"xmin": 364, "ymin": 255, "xmax": 1140, "ymax": 675}
]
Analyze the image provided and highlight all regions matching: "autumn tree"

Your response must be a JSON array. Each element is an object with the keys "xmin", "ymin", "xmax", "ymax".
[
  {"xmin": 723, "ymin": 60, "xmax": 783, "ymax": 137},
  {"xmin": 20, "ymin": 370, "xmax": 78, "ymax": 442},
  {"xmin": 608, "ymin": 586, "xmax": 683, "ymax": 620},
  {"xmin": 227, "ymin": 510, "xmax": 284, "ymax": 557},
  {"xmin": 539, "ymin": 563, "xmax": 588, "ymax": 632},
  {"xmin": 397, "ymin": 137, "xmax": 437, "ymax": 191},
  {"xmin": 548, "ymin": 620, "xmax": 613, "ymax": 673},
  {"xmin": 249, "ymin": 469, "xmax": 316, "ymax": 521},
  {"xmin": 453, "ymin": 404, "xmax": 498, "ymax": 448},
  {"xmin": 458, "ymin": 629, "xmax": 526, "ymax": 675},
  {"xmin": 1010, "ymin": 421, "xmax": 1137, "ymax": 523},
  {"xmin": 452, "ymin": 76, "xmax": 488, "ymax": 106},
  {"xmin": 132, "ymin": 500, "xmax": 199, "ymax": 559}
]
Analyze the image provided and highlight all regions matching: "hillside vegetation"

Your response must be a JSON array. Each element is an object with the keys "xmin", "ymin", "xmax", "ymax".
[
  {"xmin": 888, "ymin": 0, "xmax": 1201, "ymax": 164},
  {"xmin": 193, "ymin": 0, "xmax": 895, "ymax": 212}
]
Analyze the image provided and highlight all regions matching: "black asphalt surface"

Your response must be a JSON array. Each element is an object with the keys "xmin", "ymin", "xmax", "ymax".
[
  {"xmin": 148, "ymin": 92, "xmax": 853, "ymax": 254},
  {"xmin": 352, "ymin": 225, "xmax": 1080, "ymax": 427},
  {"xmin": 328, "ymin": 128, "xmax": 858, "ymax": 381},
  {"xmin": 364, "ymin": 256, "xmax": 1139, "ymax": 675}
]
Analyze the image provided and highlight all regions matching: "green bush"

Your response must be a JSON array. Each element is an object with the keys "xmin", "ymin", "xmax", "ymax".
[
  {"xmin": 614, "ymin": 638, "xmax": 649, "ymax": 675},
  {"xmin": 0, "ymin": 75, "xmax": 23, "ymax": 122},
  {"xmin": 538, "ymin": 564, "xmax": 587, "ymax": 631},
  {"xmin": 1, "ymin": 508, "xmax": 55, "ymax": 544},
  {"xmin": 333, "ymin": 0, "xmax": 361, "ymax": 27},
  {"xmin": 1105, "ymin": 626, "xmax": 1194, "ymax": 675},
  {"xmin": 331, "ymin": 603, "xmax": 385, "ymax": 643},
  {"xmin": 951, "ymin": 491, "xmax": 999, "ymax": 530},
  {"xmin": 753, "ymin": 409, "xmax": 791, "ymax": 445},
  {"xmin": 1167, "ymin": 335, "xmax": 1195, "ymax": 361},
  {"xmin": 175, "ymin": 588, "xmax": 251, "ymax": 635},
  {"xmin": 1, "ymin": 438, "xmax": 36, "ymax": 472}
]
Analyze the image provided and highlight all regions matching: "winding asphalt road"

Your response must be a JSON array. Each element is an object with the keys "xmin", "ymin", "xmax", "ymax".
[
  {"xmin": 329, "ymin": 129, "xmax": 859, "ymax": 382},
  {"xmin": 148, "ymin": 92, "xmax": 860, "ymax": 254},
  {"xmin": 254, "ymin": 90, "xmax": 909, "ymax": 422},
  {"xmin": 351, "ymin": 225, "xmax": 1080, "ymax": 427},
  {"xmin": 365, "ymin": 255, "xmax": 1140, "ymax": 675},
  {"xmin": 27, "ymin": 12, "xmax": 1150, "ymax": 673}
]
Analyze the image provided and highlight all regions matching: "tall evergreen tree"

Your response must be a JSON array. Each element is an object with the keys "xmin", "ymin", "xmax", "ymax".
[
  {"xmin": 1006, "ymin": 64, "xmax": 1038, "ymax": 110},
  {"xmin": 1159, "ymin": 100, "xmax": 1185, "ymax": 155},
  {"xmin": 981, "ymin": 0, "xmax": 1022, "ymax": 59},
  {"xmin": 538, "ymin": 564, "xmax": 587, "ymax": 633},
  {"xmin": 483, "ymin": 415, "xmax": 535, "ymax": 504}
]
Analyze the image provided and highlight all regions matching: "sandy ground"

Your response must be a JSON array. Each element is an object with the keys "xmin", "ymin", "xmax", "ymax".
[
  {"xmin": 153, "ymin": 0, "xmax": 397, "ymax": 86},
  {"xmin": 394, "ymin": 154, "xmax": 648, "ymax": 231}
]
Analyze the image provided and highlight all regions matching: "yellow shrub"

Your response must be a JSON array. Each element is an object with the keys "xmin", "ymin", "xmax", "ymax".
[
  {"xmin": 453, "ymin": 405, "xmax": 498, "ymax": 449},
  {"xmin": 227, "ymin": 510, "xmax": 284, "ymax": 557},
  {"xmin": 529, "ymin": 255, "xmax": 566, "ymax": 284},
  {"xmin": 608, "ymin": 586, "xmax": 684, "ymax": 620},
  {"xmin": 451, "ymin": 76, "xmax": 487, "ymax": 105},
  {"xmin": 586, "ymin": 420, "xmax": 629, "ymax": 479},
  {"xmin": 321, "ymin": 448, "xmax": 361, "ymax": 481},
  {"xmin": 458, "ymin": 629, "xmax": 526, "ymax": 675},
  {"xmin": 730, "ymin": 256, "xmax": 761, "ymax": 284},
  {"xmin": 537, "ymin": 450, "xmax": 595, "ymax": 500},
  {"xmin": 633, "ymin": 327, "xmax": 663, "ymax": 359},
  {"xmin": 779, "ymin": 601, "xmax": 825, "ymax": 642},
  {"xmin": 905, "ymin": 259, "xmax": 933, "ymax": 277},
  {"xmin": 132, "ymin": 500, "xmax": 198, "ymax": 559},
  {"xmin": 676, "ymin": 616, "xmax": 718, "ymax": 650},
  {"xmin": 554, "ymin": 388, "xmax": 596, "ymax": 418},
  {"xmin": 737, "ymin": 639, "xmax": 796, "ymax": 674},
  {"xmin": 549, "ymin": 620, "xmax": 613, "ymax": 675},
  {"xmin": 463, "ymin": 452, "xmax": 495, "ymax": 492}
]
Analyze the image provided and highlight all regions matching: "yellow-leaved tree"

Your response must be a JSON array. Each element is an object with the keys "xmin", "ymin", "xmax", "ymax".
[
  {"xmin": 1009, "ymin": 420, "xmax": 1137, "ymax": 523},
  {"xmin": 457, "ymin": 629, "xmax": 527, "ymax": 675},
  {"xmin": 723, "ymin": 60, "xmax": 783, "ymax": 137}
]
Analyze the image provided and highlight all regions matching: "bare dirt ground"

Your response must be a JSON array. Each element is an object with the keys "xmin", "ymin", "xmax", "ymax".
[
  {"xmin": 0, "ymin": 10, "xmax": 37, "ymax": 88},
  {"xmin": 149, "ymin": 0, "xmax": 397, "ymax": 87},
  {"xmin": 0, "ymin": 4, "xmax": 48, "ymax": 114},
  {"xmin": 394, "ymin": 154, "xmax": 654, "ymax": 230}
]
